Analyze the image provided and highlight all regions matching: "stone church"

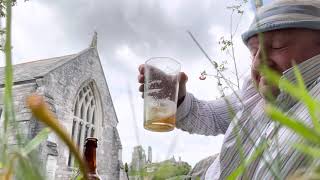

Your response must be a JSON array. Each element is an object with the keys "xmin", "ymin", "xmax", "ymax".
[{"xmin": 0, "ymin": 33, "xmax": 126, "ymax": 180}]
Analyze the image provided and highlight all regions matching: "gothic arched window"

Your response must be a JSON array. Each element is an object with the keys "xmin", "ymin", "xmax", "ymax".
[{"xmin": 68, "ymin": 81, "xmax": 102, "ymax": 167}]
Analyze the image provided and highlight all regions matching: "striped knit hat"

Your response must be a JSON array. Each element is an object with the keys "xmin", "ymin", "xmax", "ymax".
[{"xmin": 242, "ymin": 0, "xmax": 320, "ymax": 44}]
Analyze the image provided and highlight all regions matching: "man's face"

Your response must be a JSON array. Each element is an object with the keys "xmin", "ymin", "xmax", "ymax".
[{"xmin": 247, "ymin": 29, "xmax": 320, "ymax": 99}]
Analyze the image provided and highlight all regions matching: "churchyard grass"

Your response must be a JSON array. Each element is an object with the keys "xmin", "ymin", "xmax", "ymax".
[{"xmin": 1, "ymin": 0, "xmax": 46, "ymax": 179}]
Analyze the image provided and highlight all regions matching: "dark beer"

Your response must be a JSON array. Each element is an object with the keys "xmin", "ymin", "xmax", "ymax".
[{"xmin": 84, "ymin": 137, "xmax": 101, "ymax": 180}]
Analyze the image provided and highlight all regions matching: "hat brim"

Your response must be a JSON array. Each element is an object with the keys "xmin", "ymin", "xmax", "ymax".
[{"xmin": 242, "ymin": 20, "xmax": 320, "ymax": 45}]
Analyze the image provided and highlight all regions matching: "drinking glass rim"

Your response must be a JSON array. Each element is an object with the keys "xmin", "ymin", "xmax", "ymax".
[{"xmin": 145, "ymin": 57, "xmax": 181, "ymax": 66}]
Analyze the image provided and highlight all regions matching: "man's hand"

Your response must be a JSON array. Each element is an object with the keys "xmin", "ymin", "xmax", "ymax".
[{"xmin": 138, "ymin": 64, "xmax": 188, "ymax": 101}]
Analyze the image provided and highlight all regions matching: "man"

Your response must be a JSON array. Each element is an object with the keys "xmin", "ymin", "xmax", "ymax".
[{"xmin": 138, "ymin": 0, "xmax": 320, "ymax": 179}]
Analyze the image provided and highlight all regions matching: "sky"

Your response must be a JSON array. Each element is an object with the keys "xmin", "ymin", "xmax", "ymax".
[{"xmin": 1, "ymin": 0, "xmax": 260, "ymax": 167}]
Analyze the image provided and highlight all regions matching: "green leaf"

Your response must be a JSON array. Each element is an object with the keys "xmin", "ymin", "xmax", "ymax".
[
  {"xmin": 265, "ymin": 105, "xmax": 320, "ymax": 144},
  {"xmin": 2, "ymin": 0, "xmax": 15, "ymax": 164},
  {"xmin": 260, "ymin": 65, "xmax": 281, "ymax": 87},
  {"xmin": 227, "ymin": 140, "xmax": 268, "ymax": 180},
  {"xmin": 293, "ymin": 65, "xmax": 306, "ymax": 90},
  {"xmin": 294, "ymin": 143, "xmax": 320, "ymax": 158},
  {"xmin": 15, "ymin": 153, "xmax": 44, "ymax": 180},
  {"xmin": 262, "ymin": 65, "xmax": 320, "ymax": 133},
  {"xmin": 21, "ymin": 128, "xmax": 51, "ymax": 156},
  {"xmin": 292, "ymin": 66, "xmax": 320, "ymax": 132}
]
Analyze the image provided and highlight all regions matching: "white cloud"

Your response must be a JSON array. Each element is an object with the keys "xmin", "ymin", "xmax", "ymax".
[{"xmin": 11, "ymin": 1, "xmax": 78, "ymax": 64}]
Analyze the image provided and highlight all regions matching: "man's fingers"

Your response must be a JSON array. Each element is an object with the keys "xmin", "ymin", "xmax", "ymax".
[
  {"xmin": 139, "ymin": 84, "xmax": 144, "ymax": 92},
  {"xmin": 138, "ymin": 64, "xmax": 145, "ymax": 74},
  {"xmin": 138, "ymin": 65, "xmax": 187, "ymax": 100},
  {"xmin": 138, "ymin": 74, "xmax": 144, "ymax": 83},
  {"xmin": 138, "ymin": 64, "xmax": 146, "ymax": 99},
  {"xmin": 178, "ymin": 72, "xmax": 188, "ymax": 100},
  {"xmin": 179, "ymin": 72, "xmax": 188, "ymax": 83}
]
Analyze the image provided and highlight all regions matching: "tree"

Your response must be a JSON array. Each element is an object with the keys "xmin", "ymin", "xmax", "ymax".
[{"xmin": 124, "ymin": 162, "xmax": 129, "ymax": 179}]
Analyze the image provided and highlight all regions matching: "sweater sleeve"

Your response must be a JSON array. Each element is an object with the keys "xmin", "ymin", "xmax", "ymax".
[{"xmin": 175, "ymin": 77, "xmax": 255, "ymax": 136}]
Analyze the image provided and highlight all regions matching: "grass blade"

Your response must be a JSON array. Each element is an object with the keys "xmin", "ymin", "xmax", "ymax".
[
  {"xmin": 227, "ymin": 140, "xmax": 268, "ymax": 180},
  {"xmin": 294, "ymin": 143, "xmax": 320, "ymax": 159},
  {"xmin": 292, "ymin": 66, "xmax": 320, "ymax": 132},
  {"xmin": 2, "ymin": 0, "xmax": 14, "ymax": 164},
  {"xmin": 261, "ymin": 66, "xmax": 320, "ymax": 133},
  {"xmin": 15, "ymin": 153, "xmax": 44, "ymax": 180},
  {"xmin": 265, "ymin": 105, "xmax": 320, "ymax": 144},
  {"xmin": 26, "ymin": 94, "xmax": 88, "ymax": 180},
  {"xmin": 22, "ymin": 127, "xmax": 51, "ymax": 156}
]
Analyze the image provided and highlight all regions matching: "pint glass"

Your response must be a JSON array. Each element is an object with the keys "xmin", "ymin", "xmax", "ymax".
[{"xmin": 144, "ymin": 57, "xmax": 180, "ymax": 132}]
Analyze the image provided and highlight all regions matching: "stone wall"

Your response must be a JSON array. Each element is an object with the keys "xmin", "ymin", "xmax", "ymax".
[
  {"xmin": 0, "ymin": 81, "xmax": 48, "ymax": 177},
  {"xmin": 41, "ymin": 47, "xmax": 121, "ymax": 179},
  {"xmin": 130, "ymin": 145, "xmax": 146, "ymax": 172},
  {"xmin": 0, "ymin": 46, "xmax": 122, "ymax": 180},
  {"xmin": 0, "ymin": 82, "xmax": 38, "ymax": 144}
]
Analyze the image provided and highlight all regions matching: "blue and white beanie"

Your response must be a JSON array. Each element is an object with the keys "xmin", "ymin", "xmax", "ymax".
[{"xmin": 242, "ymin": 0, "xmax": 320, "ymax": 44}]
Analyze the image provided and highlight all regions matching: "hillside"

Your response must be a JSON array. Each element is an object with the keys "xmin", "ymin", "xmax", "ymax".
[{"xmin": 129, "ymin": 159, "xmax": 191, "ymax": 180}]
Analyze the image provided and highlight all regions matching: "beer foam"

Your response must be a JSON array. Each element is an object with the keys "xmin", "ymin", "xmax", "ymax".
[
  {"xmin": 145, "ymin": 88, "xmax": 161, "ymax": 94},
  {"xmin": 145, "ymin": 97, "xmax": 176, "ymax": 121}
]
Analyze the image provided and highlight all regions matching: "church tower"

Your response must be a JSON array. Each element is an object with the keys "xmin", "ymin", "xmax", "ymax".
[{"xmin": 147, "ymin": 146, "xmax": 152, "ymax": 164}]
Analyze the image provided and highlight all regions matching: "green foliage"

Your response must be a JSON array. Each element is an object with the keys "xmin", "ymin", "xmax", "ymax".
[
  {"xmin": 293, "ymin": 144, "xmax": 320, "ymax": 159},
  {"xmin": 124, "ymin": 162, "xmax": 129, "ymax": 172},
  {"xmin": 21, "ymin": 128, "xmax": 51, "ymax": 156},
  {"xmin": 128, "ymin": 161, "xmax": 191, "ymax": 180},
  {"xmin": 261, "ymin": 65, "xmax": 320, "ymax": 178},
  {"xmin": 152, "ymin": 162, "xmax": 191, "ymax": 180},
  {"xmin": 219, "ymin": 37, "xmax": 233, "ymax": 51},
  {"xmin": 0, "ymin": 0, "xmax": 47, "ymax": 178},
  {"xmin": 225, "ymin": 61, "xmax": 320, "ymax": 179},
  {"xmin": 129, "ymin": 169, "xmax": 147, "ymax": 177},
  {"xmin": 192, "ymin": 2, "xmax": 320, "ymax": 178},
  {"xmin": 0, "ymin": 0, "xmax": 27, "ymax": 17},
  {"xmin": 227, "ymin": 140, "xmax": 269, "ymax": 180}
]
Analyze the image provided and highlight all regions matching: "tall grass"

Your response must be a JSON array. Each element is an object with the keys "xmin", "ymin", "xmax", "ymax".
[
  {"xmin": 188, "ymin": 1, "xmax": 320, "ymax": 179},
  {"xmin": 0, "ymin": 1, "xmax": 88, "ymax": 179},
  {"xmin": 225, "ymin": 63, "xmax": 320, "ymax": 180}
]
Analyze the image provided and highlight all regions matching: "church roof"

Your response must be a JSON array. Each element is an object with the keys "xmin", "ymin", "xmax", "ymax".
[
  {"xmin": 0, "ymin": 32, "xmax": 99, "ymax": 86},
  {"xmin": 0, "ymin": 53, "xmax": 79, "ymax": 85}
]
